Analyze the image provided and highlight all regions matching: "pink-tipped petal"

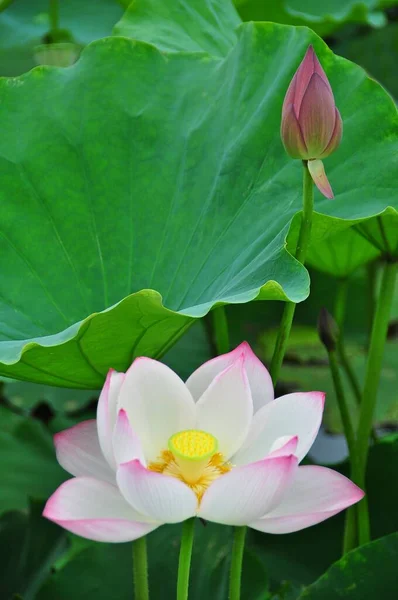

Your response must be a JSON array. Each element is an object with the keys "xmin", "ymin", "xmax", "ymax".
[
  {"xmin": 195, "ymin": 358, "xmax": 253, "ymax": 459},
  {"xmin": 291, "ymin": 46, "xmax": 317, "ymax": 117},
  {"xmin": 54, "ymin": 420, "xmax": 115, "ymax": 484},
  {"xmin": 199, "ymin": 455, "xmax": 297, "ymax": 526},
  {"xmin": 299, "ymin": 73, "xmax": 336, "ymax": 158},
  {"xmin": 97, "ymin": 369, "xmax": 125, "ymax": 470},
  {"xmin": 117, "ymin": 460, "xmax": 197, "ymax": 523},
  {"xmin": 267, "ymin": 435, "xmax": 299, "ymax": 458},
  {"xmin": 112, "ymin": 409, "xmax": 146, "ymax": 467},
  {"xmin": 319, "ymin": 107, "xmax": 343, "ymax": 159},
  {"xmin": 249, "ymin": 465, "xmax": 364, "ymax": 534},
  {"xmin": 232, "ymin": 392, "xmax": 325, "ymax": 466},
  {"xmin": 43, "ymin": 477, "xmax": 157, "ymax": 542},
  {"xmin": 308, "ymin": 159, "xmax": 334, "ymax": 199},
  {"xmin": 281, "ymin": 103, "xmax": 309, "ymax": 159},
  {"xmin": 118, "ymin": 358, "xmax": 196, "ymax": 462},
  {"xmin": 186, "ymin": 341, "xmax": 273, "ymax": 413}
]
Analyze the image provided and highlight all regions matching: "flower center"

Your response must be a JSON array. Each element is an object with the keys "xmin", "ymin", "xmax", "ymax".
[
  {"xmin": 168, "ymin": 430, "xmax": 218, "ymax": 484},
  {"xmin": 148, "ymin": 429, "xmax": 231, "ymax": 501}
]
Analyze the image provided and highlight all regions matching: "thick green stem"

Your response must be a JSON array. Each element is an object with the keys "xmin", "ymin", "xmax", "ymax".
[
  {"xmin": 350, "ymin": 260, "xmax": 397, "ymax": 546},
  {"xmin": 229, "ymin": 526, "xmax": 247, "ymax": 600},
  {"xmin": 327, "ymin": 350, "xmax": 356, "ymax": 457},
  {"xmin": 133, "ymin": 537, "xmax": 149, "ymax": 600},
  {"xmin": 270, "ymin": 162, "xmax": 314, "ymax": 384},
  {"xmin": 49, "ymin": 0, "xmax": 59, "ymax": 36},
  {"xmin": 212, "ymin": 305, "xmax": 230, "ymax": 355},
  {"xmin": 177, "ymin": 518, "xmax": 195, "ymax": 600}
]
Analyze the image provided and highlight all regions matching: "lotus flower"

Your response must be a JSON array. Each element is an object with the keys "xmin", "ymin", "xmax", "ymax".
[
  {"xmin": 44, "ymin": 343, "xmax": 363, "ymax": 542},
  {"xmin": 281, "ymin": 45, "xmax": 343, "ymax": 199}
]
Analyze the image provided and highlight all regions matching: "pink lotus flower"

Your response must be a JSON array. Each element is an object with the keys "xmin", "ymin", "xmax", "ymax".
[
  {"xmin": 44, "ymin": 343, "xmax": 363, "ymax": 542},
  {"xmin": 281, "ymin": 45, "xmax": 343, "ymax": 199}
]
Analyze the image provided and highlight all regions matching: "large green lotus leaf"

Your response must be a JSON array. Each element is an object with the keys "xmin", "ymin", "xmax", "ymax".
[
  {"xmin": 114, "ymin": 0, "xmax": 241, "ymax": 56},
  {"xmin": 234, "ymin": 0, "xmax": 386, "ymax": 36},
  {"xmin": 306, "ymin": 228, "xmax": 380, "ymax": 278},
  {"xmin": 0, "ymin": 16, "xmax": 397, "ymax": 388},
  {"xmin": 355, "ymin": 212, "xmax": 398, "ymax": 258},
  {"xmin": 298, "ymin": 532, "xmax": 398, "ymax": 599},
  {"xmin": 0, "ymin": 0, "xmax": 123, "ymax": 75}
]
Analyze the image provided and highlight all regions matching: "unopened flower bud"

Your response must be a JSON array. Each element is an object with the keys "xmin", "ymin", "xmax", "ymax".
[
  {"xmin": 318, "ymin": 307, "xmax": 340, "ymax": 352},
  {"xmin": 281, "ymin": 46, "xmax": 342, "ymax": 198}
]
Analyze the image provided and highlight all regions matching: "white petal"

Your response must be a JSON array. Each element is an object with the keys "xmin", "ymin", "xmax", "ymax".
[
  {"xmin": 43, "ymin": 477, "xmax": 158, "ymax": 542},
  {"xmin": 196, "ymin": 358, "xmax": 253, "ymax": 459},
  {"xmin": 112, "ymin": 409, "xmax": 146, "ymax": 466},
  {"xmin": 233, "ymin": 392, "xmax": 325, "ymax": 465},
  {"xmin": 268, "ymin": 435, "xmax": 298, "ymax": 458},
  {"xmin": 250, "ymin": 465, "xmax": 364, "ymax": 534},
  {"xmin": 54, "ymin": 420, "xmax": 115, "ymax": 484},
  {"xmin": 199, "ymin": 455, "xmax": 297, "ymax": 526},
  {"xmin": 117, "ymin": 460, "xmax": 197, "ymax": 523},
  {"xmin": 117, "ymin": 358, "xmax": 196, "ymax": 462},
  {"xmin": 96, "ymin": 369, "xmax": 125, "ymax": 469},
  {"xmin": 186, "ymin": 341, "xmax": 273, "ymax": 412}
]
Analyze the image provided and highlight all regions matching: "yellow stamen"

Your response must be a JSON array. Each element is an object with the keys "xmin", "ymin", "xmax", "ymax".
[{"xmin": 148, "ymin": 429, "xmax": 231, "ymax": 501}]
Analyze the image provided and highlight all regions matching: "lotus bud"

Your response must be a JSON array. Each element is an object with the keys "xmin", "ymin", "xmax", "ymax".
[{"xmin": 281, "ymin": 45, "xmax": 342, "ymax": 199}]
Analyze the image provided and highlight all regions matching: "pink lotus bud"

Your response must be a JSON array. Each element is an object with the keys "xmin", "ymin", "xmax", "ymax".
[{"xmin": 281, "ymin": 46, "xmax": 342, "ymax": 161}]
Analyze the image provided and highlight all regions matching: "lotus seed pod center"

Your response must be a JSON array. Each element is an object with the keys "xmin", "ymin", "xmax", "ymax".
[{"xmin": 168, "ymin": 430, "xmax": 219, "ymax": 483}]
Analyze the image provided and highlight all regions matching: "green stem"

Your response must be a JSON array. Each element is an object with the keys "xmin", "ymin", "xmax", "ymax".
[
  {"xmin": 334, "ymin": 279, "xmax": 362, "ymax": 405},
  {"xmin": 212, "ymin": 305, "xmax": 230, "ymax": 355},
  {"xmin": 270, "ymin": 161, "xmax": 314, "ymax": 384},
  {"xmin": 49, "ymin": 0, "xmax": 59, "ymax": 37},
  {"xmin": 177, "ymin": 518, "xmax": 195, "ymax": 600},
  {"xmin": 350, "ymin": 260, "xmax": 397, "ymax": 546},
  {"xmin": 229, "ymin": 526, "xmax": 247, "ymax": 600},
  {"xmin": 133, "ymin": 537, "xmax": 149, "ymax": 600},
  {"xmin": 327, "ymin": 350, "xmax": 356, "ymax": 457},
  {"xmin": 366, "ymin": 261, "xmax": 378, "ymax": 348}
]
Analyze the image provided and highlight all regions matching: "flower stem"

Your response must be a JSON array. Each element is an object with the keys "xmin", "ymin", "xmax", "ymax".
[
  {"xmin": 177, "ymin": 518, "xmax": 195, "ymax": 600},
  {"xmin": 327, "ymin": 350, "xmax": 356, "ymax": 457},
  {"xmin": 270, "ymin": 161, "xmax": 314, "ymax": 384},
  {"xmin": 133, "ymin": 537, "xmax": 149, "ymax": 600},
  {"xmin": 334, "ymin": 278, "xmax": 362, "ymax": 405},
  {"xmin": 351, "ymin": 259, "xmax": 397, "ymax": 545},
  {"xmin": 212, "ymin": 305, "xmax": 230, "ymax": 355},
  {"xmin": 229, "ymin": 526, "xmax": 247, "ymax": 600}
]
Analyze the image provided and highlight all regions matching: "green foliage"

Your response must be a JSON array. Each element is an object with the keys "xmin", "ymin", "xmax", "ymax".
[
  {"xmin": 0, "ymin": 0, "xmax": 123, "ymax": 75},
  {"xmin": 252, "ymin": 435, "xmax": 398, "ymax": 586},
  {"xmin": 235, "ymin": 0, "xmax": 388, "ymax": 35},
  {"xmin": 0, "ymin": 418, "xmax": 66, "ymax": 514},
  {"xmin": 0, "ymin": 500, "xmax": 67, "ymax": 600},
  {"xmin": 298, "ymin": 532, "xmax": 398, "ymax": 599},
  {"xmin": 0, "ymin": 1, "xmax": 397, "ymax": 389},
  {"xmin": 259, "ymin": 327, "xmax": 398, "ymax": 433}
]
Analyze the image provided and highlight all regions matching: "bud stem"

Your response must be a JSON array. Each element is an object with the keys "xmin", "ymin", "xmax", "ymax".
[{"xmin": 270, "ymin": 162, "xmax": 314, "ymax": 384}]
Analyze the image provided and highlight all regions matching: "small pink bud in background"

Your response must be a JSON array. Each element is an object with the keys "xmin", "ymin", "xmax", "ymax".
[{"xmin": 281, "ymin": 46, "xmax": 342, "ymax": 198}]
